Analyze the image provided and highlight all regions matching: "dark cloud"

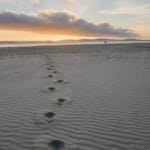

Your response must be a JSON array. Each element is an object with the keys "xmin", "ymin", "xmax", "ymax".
[{"xmin": 0, "ymin": 10, "xmax": 137, "ymax": 38}]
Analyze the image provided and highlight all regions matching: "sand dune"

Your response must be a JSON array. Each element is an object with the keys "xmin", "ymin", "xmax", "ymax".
[{"xmin": 0, "ymin": 44, "xmax": 150, "ymax": 150}]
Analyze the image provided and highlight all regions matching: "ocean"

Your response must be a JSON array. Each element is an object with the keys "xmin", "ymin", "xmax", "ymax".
[{"xmin": 0, "ymin": 40, "xmax": 150, "ymax": 47}]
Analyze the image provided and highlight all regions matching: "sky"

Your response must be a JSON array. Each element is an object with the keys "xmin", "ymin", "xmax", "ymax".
[{"xmin": 0, "ymin": 0, "xmax": 150, "ymax": 41}]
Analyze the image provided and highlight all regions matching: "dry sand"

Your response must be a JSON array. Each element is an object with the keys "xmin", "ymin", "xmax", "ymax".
[{"xmin": 0, "ymin": 44, "xmax": 150, "ymax": 150}]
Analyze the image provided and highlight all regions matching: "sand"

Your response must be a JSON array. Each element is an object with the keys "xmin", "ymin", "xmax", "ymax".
[{"xmin": 0, "ymin": 43, "xmax": 150, "ymax": 150}]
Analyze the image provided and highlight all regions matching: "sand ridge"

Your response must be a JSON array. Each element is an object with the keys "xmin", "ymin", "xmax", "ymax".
[
  {"xmin": 0, "ymin": 44, "xmax": 150, "ymax": 150},
  {"xmin": 33, "ymin": 54, "xmax": 79, "ymax": 149}
]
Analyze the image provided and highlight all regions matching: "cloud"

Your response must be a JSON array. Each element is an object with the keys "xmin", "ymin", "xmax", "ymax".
[
  {"xmin": 30, "ymin": 0, "xmax": 39, "ymax": 5},
  {"xmin": 98, "ymin": 3, "xmax": 150, "ymax": 15},
  {"xmin": 60, "ymin": 0, "xmax": 74, "ymax": 3},
  {"xmin": 0, "ymin": 10, "xmax": 137, "ymax": 38},
  {"xmin": 30, "ymin": 0, "xmax": 74, "ymax": 5}
]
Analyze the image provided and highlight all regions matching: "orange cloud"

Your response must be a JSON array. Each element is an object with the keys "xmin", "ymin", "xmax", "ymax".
[
  {"xmin": 134, "ymin": 25, "xmax": 150, "ymax": 40},
  {"xmin": 61, "ymin": 0, "xmax": 74, "ymax": 3},
  {"xmin": 30, "ymin": 0, "xmax": 39, "ymax": 5},
  {"xmin": 0, "ymin": 10, "xmax": 137, "ymax": 38}
]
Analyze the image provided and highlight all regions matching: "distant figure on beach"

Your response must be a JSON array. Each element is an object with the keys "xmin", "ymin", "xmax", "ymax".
[{"xmin": 104, "ymin": 40, "xmax": 107, "ymax": 44}]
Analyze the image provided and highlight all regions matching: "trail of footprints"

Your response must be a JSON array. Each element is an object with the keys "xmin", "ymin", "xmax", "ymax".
[{"xmin": 33, "ymin": 55, "xmax": 77, "ymax": 150}]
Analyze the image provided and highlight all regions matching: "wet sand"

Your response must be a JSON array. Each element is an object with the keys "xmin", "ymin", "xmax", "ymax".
[{"xmin": 0, "ymin": 44, "xmax": 150, "ymax": 150}]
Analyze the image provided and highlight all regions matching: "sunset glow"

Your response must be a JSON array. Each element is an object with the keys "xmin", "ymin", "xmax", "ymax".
[{"xmin": 0, "ymin": 0, "xmax": 150, "ymax": 41}]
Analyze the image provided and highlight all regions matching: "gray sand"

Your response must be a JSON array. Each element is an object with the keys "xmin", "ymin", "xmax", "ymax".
[{"xmin": 0, "ymin": 44, "xmax": 150, "ymax": 150}]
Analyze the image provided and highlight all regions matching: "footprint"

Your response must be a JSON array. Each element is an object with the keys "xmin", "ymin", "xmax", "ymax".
[
  {"xmin": 33, "ymin": 135, "xmax": 78, "ymax": 150},
  {"xmin": 47, "ymin": 65, "xmax": 55, "ymax": 70},
  {"xmin": 42, "ymin": 75, "xmax": 53, "ymax": 79},
  {"xmin": 13, "ymin": 71, "xmax": 20, "ymax": 74},
  {"xmin": 53, "ymin": 97, "xmax": 72, "ymax": 105},
  {"xmin": 56, "ymin": 98, "xmax": 67, "ymax": 105},
  {"xmin": 34, "ymin": 110, "xmax": 56, "ymax": 126},
  {"xmin": 48, "ymin": 140, "xmax": 65, "ymax": 150},
  {"xmin": 50, "ymin": 65, "xmax": 55, "ymax": 68},
  {"xmin": 42, "ymin": 86, "xmax": 56, "ymax": 93},
  {"xmin": 55, "ymin": 80, "xmax": 70, "ymax": 84},
  {"xmin": 57, "ymin": 80, "xmax": 64, "ymax": 83},
  {"xmin": 48, "ymin": 87, "xmax": 56, "ymax": 91},
  {"xmin": 52, "ymin": 70, "xmax": 59, "ymax": 74},
  {"xmin": 48, "ymin": 75, "xmax": 53, "ymax": 78},
  {"xmin": 47, "ymin": 67, "xmax": 53, "ymax": 70},
  {"xmin": 44, "ymin": 112, "xmax": 56, "ymax": 123}
]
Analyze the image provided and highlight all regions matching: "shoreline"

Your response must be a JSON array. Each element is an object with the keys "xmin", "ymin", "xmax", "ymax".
[
  {"xmin": 0, "ymin": 43, "xmax": 150, "ymax": 57},
  {"xmin": 0, "ymin": 40, "xmax": 150, "ymax": 48}
]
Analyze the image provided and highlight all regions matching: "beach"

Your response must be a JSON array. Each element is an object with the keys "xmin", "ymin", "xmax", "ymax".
[{"xmin": 0, "ymin": 43, "xmax": 150, "ymax": 150}]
